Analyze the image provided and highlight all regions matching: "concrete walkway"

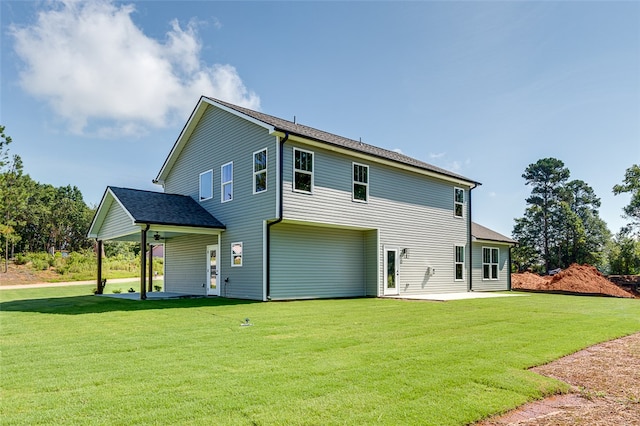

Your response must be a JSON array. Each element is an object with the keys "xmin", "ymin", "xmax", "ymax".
[{"xmin": 386, "ymin": 292, "xmax": 526, "ymax": 301}]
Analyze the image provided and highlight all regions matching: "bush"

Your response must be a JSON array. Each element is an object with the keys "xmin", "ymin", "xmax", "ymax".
[{"xmin": 14, "ymin": 253, "xmax": 27, "ymax": 265}]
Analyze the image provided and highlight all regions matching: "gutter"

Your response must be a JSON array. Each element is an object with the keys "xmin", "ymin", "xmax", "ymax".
[{"xmin": 265, "ymin": 132, "xmax": 289, "ymax": 300}]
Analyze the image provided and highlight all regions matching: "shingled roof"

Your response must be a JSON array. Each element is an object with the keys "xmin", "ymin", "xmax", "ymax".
[
  {"xmin": 109, "ymin": 187, "xmax": 225, "ymax": 229},
  {"xmin": 471, "ymin": 222, "xmax": 516, "ymax": 244},
  {"xmin": 206, "ymin": 97, "xmax": 479, "ymax": 185}
]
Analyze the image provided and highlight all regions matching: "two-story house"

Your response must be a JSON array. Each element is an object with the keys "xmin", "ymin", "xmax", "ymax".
[{"xmin": 88, "ymin": 97, "xmax": 515, "ymax": 300}]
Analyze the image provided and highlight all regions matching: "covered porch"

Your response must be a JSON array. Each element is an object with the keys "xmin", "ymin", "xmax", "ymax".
[{"xmin": 87, "ymin": 187, "xmax": 225, "ymax": 300}]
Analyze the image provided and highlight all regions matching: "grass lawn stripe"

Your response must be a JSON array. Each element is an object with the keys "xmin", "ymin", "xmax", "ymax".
[{"xmin": 1, "ymin": 287, "xmax": 639, "ymax": 425}]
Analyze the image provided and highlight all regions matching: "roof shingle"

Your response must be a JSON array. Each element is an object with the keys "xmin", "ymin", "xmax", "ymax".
[{"xmin": 109, "ymin": 187, "xmax": 225, "ymax": 229}]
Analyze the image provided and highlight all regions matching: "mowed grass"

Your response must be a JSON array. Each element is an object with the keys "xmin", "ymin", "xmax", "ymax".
[{"xmin": 1, "ymin": 288, "xmax": 639, "ymax": 425}]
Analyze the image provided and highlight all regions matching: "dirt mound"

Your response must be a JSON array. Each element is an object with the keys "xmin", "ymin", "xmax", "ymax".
[
  {"xmin": 511, "ymin": 271, "xmax": 551, "ymax": 290},
  {"xmin": 512, "ymin": 264, "xmax": 636, "ymax": 298}
]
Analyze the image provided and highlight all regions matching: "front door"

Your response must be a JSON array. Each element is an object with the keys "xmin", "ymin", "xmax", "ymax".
[
  {"xmin": 384, "ymin": 248, "xmax": 399, "ymax": 295},
  {"xmin": 207, "ymin": 245, "xmax": 219, "ymax": 296}
]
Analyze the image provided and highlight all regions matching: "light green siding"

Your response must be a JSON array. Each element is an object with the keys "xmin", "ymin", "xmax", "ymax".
[
  {"xmin": 162, "ymin": 105, "xmax": 278, "ymax": 300},
  {"xmin": 281, "ymin": 141, "xmax": 472, "ymax": 295},
  {"xmin": 471, "ymin": 242, "xmax": 510, "ymax": 291},
  {"xmin": 97, "ymin": 200, "xmax": 137, "ymax": 240},
  {"xmin": 164, "ymin": 234, "xmax": 217, "ymax": 295},
  {"xmin": 270, "ymin": 223, "xmax": 369, "ymax": 300}
]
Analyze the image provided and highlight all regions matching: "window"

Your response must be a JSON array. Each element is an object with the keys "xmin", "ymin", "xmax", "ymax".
[
  {"xmin": 221, "ymin": 162, "xmax": 233, "ymax": 202},
  {"xmin": 455, "ymin": 245, "xmax": 464, "ymax": 280},
  {"xmin": 253, "ymin": 148, "xmax": 267, "ymax": 194},
  {"xmin": 231, "ymin": 242, "xmax": 243, "ymax": 267},
  {"xmin": 353, "ymin": 163, "xmax": 369, "ymax": 202},
  {"xmin": 483, "ymin": 247, "xmax": 499, "ymax": 280},
  {"xmin": 199, "ymin": 170, "xmax": 213, "ymax": 201},
  {"xmin": 454, "ymin": 187, "xmax": 464, "ymax": 217},
  {"xmin": 293, "ymin": 148, "xmax": 313, "ymax": 193}
]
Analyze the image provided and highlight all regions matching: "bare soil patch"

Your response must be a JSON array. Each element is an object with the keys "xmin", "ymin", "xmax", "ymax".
[
  {"xmin": 0, "ymin": 262, "xmax": 60, "ymax": 286},
  {"xmin": 512, "ymin": 264, "xmax": 636, "ymax": 299},
  {"xmin": 477, "ymin": 333, "xmax": 640, "ymax": 425}
]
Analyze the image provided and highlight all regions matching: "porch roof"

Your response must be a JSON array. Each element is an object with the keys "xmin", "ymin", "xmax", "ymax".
[
  {"xmin": 88, "ymin": 187, "xmax": 225, "ymax": 241},
  {"xmin": 471, "ymin": 222, "xmax": 516, "ymax": 245}
]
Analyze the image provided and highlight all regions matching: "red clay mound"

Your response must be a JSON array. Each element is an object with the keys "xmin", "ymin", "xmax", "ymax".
[
  {"xmin": 512, "ymin": 264, "xmax": 636, "ymax": 298},
  {"xmin": 511, "ymin": 271, "xmax": 551, "ymax": 290}
]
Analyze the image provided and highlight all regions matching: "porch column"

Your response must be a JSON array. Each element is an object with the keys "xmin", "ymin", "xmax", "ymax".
[
  {"xmin": 140, "ymin": 226, "xmax": 148, "ymax": 300},
  {"xmin": 96, "ymin": 240, "xmax": 103, "ymax": 294},
  {"xmin": 148, "ymin": 243, "xmax": 153, "ymax": 293}
]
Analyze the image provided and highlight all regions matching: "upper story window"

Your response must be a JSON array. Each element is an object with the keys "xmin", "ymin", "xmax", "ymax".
[
  {"xmin": 199, "ymin": 170, "xmax": 213, "ymax": 201},
  {"xmin": 253, "ymin": 148, "xmax": 267, "ymax": 194},
  {"xmin": 454, "ymin": 187, "xmax": 464, "ymax": 217},
  {"xmin": 482, "ymin": 247, "xmax": 499, "ymax": 280},
  {"xmin": 455, "ymin": 245, "xmax": 464, "ymax": 280},
  {"xmin": 353, "ymin": 163, "xmax": 369, "ymax": 202},
  {"xmin": 221, "ymin": 162, "xmax": 233, "ymax": 202},
  {"xmin": 293, "ymin": 148, "xmax": 313, "ymax": 193}
]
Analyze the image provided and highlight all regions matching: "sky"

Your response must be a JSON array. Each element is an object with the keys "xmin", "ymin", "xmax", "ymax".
[{"xmin": 1, "ymin": 0, "xmax": 639, "ymax": 238}]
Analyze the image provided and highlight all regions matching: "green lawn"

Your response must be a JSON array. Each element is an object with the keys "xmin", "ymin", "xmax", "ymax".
[{"xmin": 1, "ymin": 287, "xmax": 639, "ymax": 425}]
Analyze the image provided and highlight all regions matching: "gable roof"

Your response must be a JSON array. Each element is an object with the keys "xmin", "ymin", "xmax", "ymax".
[
  {"xmin": 107, "ymin": 187, "xmax": 225, "ymax": 228},
  {"xmin": 155, "ymin": 96, "xmax": 481, "ymax": 187},
  {"xmin": 471, "ymin": 222, "xmax": 516, "ymax": 245},
  {"xmin": 88, "ymin": 187, "xmax": 225, "ymax": 240}
]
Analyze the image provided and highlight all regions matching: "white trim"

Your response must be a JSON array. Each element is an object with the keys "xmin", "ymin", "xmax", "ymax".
[
  {"xmin": 87, "ymin": 188, "xmax": 136, "ymax": 238},
  {"xmin": 199, "ymin": 169, "xmax": 213, "ymax": 202},
  {"xmin": 231, "ymin": 242, "xmax": 243, "ymax": 267},
  {"xmin": 383, "ymin": 246, "xmax": 400, "ymax": 296},
  {"xmin": 482, "ymin": 246, "xmax": 499, "ymax": 280},
  {"xmin": 280, "ymin": 133, "xmax": 477, "ymax": 188},
  {"xmin": 454, "ymin": 244, "xmax": 465, "ymax": 281},
  {"xmin": 253, "ymin": 147, "xmax": 268, "ymax": 194},
  {"xmin": 221, "ymin": 161, "xmax": 233, "ymax": 203},
  {"xmin": 292, "ymin": 147, "xmax": 314, "ymax": 194},
  {"xmin": 454, "ymin": 187, "xmax": 464, "ymax": 218},
  {"xmin": 206, "ymin": 244, "xmax": 220, "ymax": 296},
  {"xmin": 352, "ymin": 162, "xmax": 369, "ymax": 203}
]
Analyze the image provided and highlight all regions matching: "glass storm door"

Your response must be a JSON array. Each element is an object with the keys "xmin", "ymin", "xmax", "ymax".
[
  {"xmin": 384, "ymin": 248, "xmax": 399, "ymax": 295},
  {"xmin": 207, "ymin": 245, "xmax": 219, "ymax": 296}
]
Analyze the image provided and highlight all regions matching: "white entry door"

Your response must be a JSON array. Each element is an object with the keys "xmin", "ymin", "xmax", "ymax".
[
  {"xmin": 383, "ymin": 248, "xmax": 399, "ymax": 295},
  {"xmin": 207, "ymin": 245, "xmax": 219, "ymax": 296}
]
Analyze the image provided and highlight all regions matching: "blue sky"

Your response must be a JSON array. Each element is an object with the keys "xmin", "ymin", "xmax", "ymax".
[{"xmin": 1, "ymin": 0, "xmax": 639, "ymax": 238}]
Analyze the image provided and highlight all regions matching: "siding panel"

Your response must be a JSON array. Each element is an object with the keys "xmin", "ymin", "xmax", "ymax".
[
  {"xmin": 164, "ymin": 234, "xmax": 218, "ymax": 295},
  {"xmin": 282, "ymin": 142, "xmax": 472, "ymax": 295},
  {"xmin": 270, "ymin": 223, "xmax": 366, "ymax": 300},
  {"xmin": 472, "ymin": 242, "xmax": 510, "ymax": 291},
  {"xmin": 98, "ymin": 201, "xmax": 137, "ymax": 240}
]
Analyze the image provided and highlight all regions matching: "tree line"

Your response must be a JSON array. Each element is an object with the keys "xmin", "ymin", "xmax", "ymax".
[
  {"xmin": 512, "ymin": 158, "xmax": 640, "ymax": 274},
  {"xmin": 0, "ymin": 125, "xmax": 94, "ymax": 271},
  {"xmin": 1, "ymin": 125, "xmax": 639, "ymax": 275}
]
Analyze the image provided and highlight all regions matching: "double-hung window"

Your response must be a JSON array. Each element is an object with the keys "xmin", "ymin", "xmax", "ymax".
[
  {"xmin": 199, "ymin": 170, "xmax": 213, "ymax": 201},
  {"xmin": 253, "ymin": 149, "xmax": 267, "ymax": 194},
  {"xmin": 482, "ymin": 247, "xmax": 499, "ymax": 280},
  {"xmin": 353, "ymin": 163, "xmax": 369, "ymax": 202},
  {"xmin": 293, "ymin": 148, "xmax": 313, "ymax": 193},
  {"xmin": 454, "ymin": 188, "xmax": 464, "ymax": 217},
  {"xmin": 455, "ymin": 245, "xmax": 464, "ymax": 280},
  {"xmin": 221, "ymin": 162, "xmax": 233, "ymax": 202},
  {"xmin": 231, "ymin": 242, "xmax": 243, "ymax": 267}
]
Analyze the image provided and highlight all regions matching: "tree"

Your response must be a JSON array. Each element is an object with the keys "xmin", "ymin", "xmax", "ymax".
[
  {"xmin": 0, "ymin": 126, "xmax": 28, "ymax": 272},
  {"xmin": 613, "ymin": 164, "xmax": 640, "ymax": 236},
  {"xmin": 518, "ymin": 158, "xmax": 570, "ymax": 273},
  {"xmin": 513, "ymin": 158, "xmax": 610, "ymax": 272}
]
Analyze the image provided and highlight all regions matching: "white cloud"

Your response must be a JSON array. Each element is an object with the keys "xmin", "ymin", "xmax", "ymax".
[
  {"xmin": 429, "ymin": 152, "xmax": 446, "ymax": 159},
  {"xmin": 393, "ymin": 148, "xmax": 404, "ymax": 154},
  {"xmin": 10, "ymin": 0, "xmax": 259, "ymax": 136}
]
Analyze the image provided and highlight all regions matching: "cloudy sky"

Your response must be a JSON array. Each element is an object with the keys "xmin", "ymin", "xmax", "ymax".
[{"xmin": 1, "ymin": 0, "xmax": 638, "ymax": 237}]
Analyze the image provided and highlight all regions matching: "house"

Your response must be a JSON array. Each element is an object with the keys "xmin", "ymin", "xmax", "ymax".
[{"xmin": 88, "ymin": 97, "xmax": 516, "ymax": 300}]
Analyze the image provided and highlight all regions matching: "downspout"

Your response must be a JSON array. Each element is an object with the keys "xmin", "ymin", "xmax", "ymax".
[
  {"xmin": 507, "ymin": 245, "xmax": 513, "ymax": 291},
  {"xmin": 467, "ymin": 184, "xmax": 477, "ymax": 292},
  {"xmin": 265, "ymin": 132, "xmax": 289, "ymax": 300}
]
